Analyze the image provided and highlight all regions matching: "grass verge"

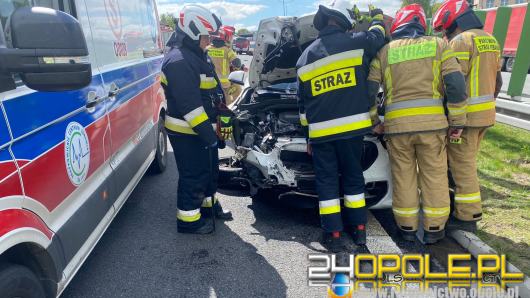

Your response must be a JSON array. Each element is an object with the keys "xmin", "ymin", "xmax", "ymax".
[{"xmin": 476, "ymin": 123, "xmax": 530, "ymax": 276}]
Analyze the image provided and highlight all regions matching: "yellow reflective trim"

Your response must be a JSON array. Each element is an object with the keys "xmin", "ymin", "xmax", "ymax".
[
  {"xmin": 310, "ymin": 68, "xmax": 356, "ymax": 96},
  {"xmin": 455, "ymin": 51, "xmax": 470, "ymax": 60},
  {"xmin": 189, "ymin": 112, "xmax": 208, "ymax": 128},
  {"xmin": 384, "ymin": 67, "xmax": 393, "ymax": 103},
  {"xmin": 470, "ymin": 56, "xmax": 480, "ymax": 97},
  {"xmin": 441, "ymin": 50, "xmax": 456, "ymax": 62},
  {"xmin": 385, "ymin": 106, "xmax": 445, "ymax": 120},
  {"xmin": 177, "ymin": 213, "xmax": 201, "ymax": 222},
  {"xmin": 200, "ymin": 76, "xmax": 218, "ymax": 89},
  {"xmin": 448, "ymin": 106, "xmax": 468, "ymax": 116},
  {"xmin": 432, "ymin": 60, "xmax": 441, "ymax": 99},
  {"xmin": 220, "ymin": 78, "xmax": 230, "ymax": 84},
  {"xmin": 467, "ymin": 101, "xmax": 495, "ymax": 113},
  {"xmin": 344, "ymin": 199, "xmax": 366, "ymax": 209},
  {"xmin": 455, "ymin": 192, "xmax": 481, "ymax": 203},
  {"xmin": 160, "ymin": 74, "xmax": 168, "ymax": 85},
  {"xmin": 298, "ymin": 52, "xmax": 363, "ymax": 82},
  {"xmin": 319, "ymin": 205, "xmax": 341, "ymax": 215},
  {"xmin": 387, "ymin": 40, "xmax": 437, "ymax": 65},
  {"xmin": 393, "ymin": 207, "xmax": 419, "ymax": 217},
  {"xmin": 369, "ymin": 24, "xmax": 385, "ymax": 34},
  {"xmin": 423, "ymin": 207, "xmax": 450, "ymax": 218},
  {"xmin": 300, "ymin": 118, "xmax": 308, "ymax": 126},
  {"xmin": 457, "ymin": 192, "xmax": 481, "ymax": 197},
  {"xmin": 208, "ymin": 48, "xmax": 225, "ymax": 58},
  {"xmin": 165, "ymin": 121, "xmax": 197, "ymax": 135},
  {"xmin": 474, "ymin": 36, "xmax": 500, "ymax": 53},
  {"xmin": 309, "ymin": 119, "xmax": 372, "ymax": 139}
]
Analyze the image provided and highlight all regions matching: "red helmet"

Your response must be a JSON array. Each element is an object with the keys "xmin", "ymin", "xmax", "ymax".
[
  {"xmin": 391, "ymin": 4, "xmax": 427, "ymax": 34},
  {"xmin": 432, "ymin": 0, "xmax": 470, "ymax": 32},
  {"xmin": 213, "ymin": 28, "xmax": 227, "ymax": 41},
  {"xmin": 221, "ymin": 25, "xmax": 235, "ymax": 42}
]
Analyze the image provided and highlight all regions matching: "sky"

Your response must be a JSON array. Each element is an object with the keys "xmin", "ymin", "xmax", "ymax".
[{"xmin": 155, "ymin": 0, "xmax": 403, "ymax": 31}]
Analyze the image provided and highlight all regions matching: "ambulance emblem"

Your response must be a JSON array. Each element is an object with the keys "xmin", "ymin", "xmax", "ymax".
[{"xmin": 65, "ymin": 122, "xmax": 90, "ymax": 186}]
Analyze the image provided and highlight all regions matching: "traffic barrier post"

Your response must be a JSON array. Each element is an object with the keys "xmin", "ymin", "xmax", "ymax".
[{"xmin": 508, "ymin": 6, "xmax": 530, "ymax": 98}]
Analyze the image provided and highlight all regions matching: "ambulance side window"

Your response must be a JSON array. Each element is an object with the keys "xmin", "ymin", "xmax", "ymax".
[{"xmin": 0, "ymin": 0, "xmax": 75, "ymax": 87}]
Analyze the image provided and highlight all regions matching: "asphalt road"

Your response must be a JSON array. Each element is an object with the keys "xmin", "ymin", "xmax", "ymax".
[{"xmin": 62, "ymin": 54, "xmax": 464, "ymax": 297}]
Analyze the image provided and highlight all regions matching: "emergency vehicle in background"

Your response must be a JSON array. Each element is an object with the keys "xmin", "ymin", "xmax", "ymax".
[
  {"xmin": 0, "ymin": 0, "xmax": 166, "ymax": 296},
  {"xmin": 482, "ymin": 2, "xmax": 529, "ymax": 72}
]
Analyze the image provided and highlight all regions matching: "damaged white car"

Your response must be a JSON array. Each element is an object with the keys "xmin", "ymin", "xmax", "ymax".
[{"xmin": 220, "ymin": 15, "xmax": 392, "ymax": 209}]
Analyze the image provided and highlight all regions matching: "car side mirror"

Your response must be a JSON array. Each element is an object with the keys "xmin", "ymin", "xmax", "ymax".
[
  {"xmin": 228, "ymin": 70, "xmax": 245, "ymax": 85},
  {"xmin": 0, "ymin": 7, "xmax": 91, "ymax": 91}
]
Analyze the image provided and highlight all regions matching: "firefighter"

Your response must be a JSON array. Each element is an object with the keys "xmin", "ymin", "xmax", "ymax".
[
  {"xmin": 162, "ymin": 4, "xmax": 232, "ymax": 234},
  {"xmin": 296, "ymin": 4, "xmax": 386, "ymax": 250},
  {"xmin": 367, "ymin": 4, "xmax": 467, "ymax": 244},
  {"xmin": 207, "ymin": 25, "xmax": 239, "ymax": 105},
  {"xmin": 433, "ymin": 0, "xmax": 503, "ymax": 232}
]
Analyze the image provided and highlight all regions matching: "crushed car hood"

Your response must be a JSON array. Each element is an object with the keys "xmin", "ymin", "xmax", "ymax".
[
  {"xmin": 249, "ymin": 15, "xmax": 318, "ymax": 89},
  {"xmin": 249, "ymin": 13, "xmax": 393, "ymax": 90}
]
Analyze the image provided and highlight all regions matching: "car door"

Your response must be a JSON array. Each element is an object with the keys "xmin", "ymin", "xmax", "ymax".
[
  {"xmin": 0, "ymin": 99, "xmax": 23, "ymax": 211},
  {"xmin": 83, "ymin": 0, "xmax": 163, "ymax": 208},
  {"xmin": 1, "ymin": 0, "xmax": 114, "ymax": 266}
]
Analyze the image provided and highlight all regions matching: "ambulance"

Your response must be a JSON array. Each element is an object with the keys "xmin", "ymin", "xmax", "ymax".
[{"xmin": 0, "ymin": 0, "xmax": 166, "ymax": 296}]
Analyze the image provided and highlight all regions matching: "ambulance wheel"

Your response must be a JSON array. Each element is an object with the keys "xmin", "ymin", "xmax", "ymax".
[
  {"xmin": 149, "ymin": 116, "xmax": 167, "ymax": 174},
  {"xmin": 0, "ymin": 263, "xmax": 46, "ymax": 298}
]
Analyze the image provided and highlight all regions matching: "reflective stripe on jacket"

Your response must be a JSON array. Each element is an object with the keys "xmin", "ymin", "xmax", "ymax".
[
  {"xmin": 368, "ymin": 36, "xmax": 464, "ymax": 134},
  {"xmin": 450, "ymin": 29, "xmax": 502, "ymax": 127},
  {"xmin": 162, "ymin": 35, "xmax": 222, "ymax": 145},
  {"xmin": 296, "ymin": 23, "xmax": 386, "ymax": 144},
  {"xmin": 207, "ymin": 45, "xmax": 237, "ymax": 89}
]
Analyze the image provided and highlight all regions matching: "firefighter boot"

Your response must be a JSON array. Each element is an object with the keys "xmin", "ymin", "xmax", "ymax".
[
  {"xmin": 177, "ymin": 220, "xmax": 215, "ymax": 234},
  {"xmin": 321, "ymin": 232, "xmax": 347, "ymax": 253},
  {"xmin": 349, "ymin": 225, "xmax": 366, "ymax": 245},
  {"xmin": 446, "ymin": 215, "xmax": 477, "ymax": 233},
  {"xmin": 214, "ymin": 201, "xmax": 233, "ymax": 221},
  {"xmin": 401, "ymin": 230, "xmax": 417, "ymax": 242},
  {"xmin": 423, "ymin": 230, "xmax": 445, "ymax": 244}
]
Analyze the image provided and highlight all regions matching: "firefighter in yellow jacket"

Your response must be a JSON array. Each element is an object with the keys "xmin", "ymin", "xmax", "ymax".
[
  {"xmin": 207, "ymin": 25, "xmax": 239, "ymax": 105},
  {"xmin": 433, "ymin": 0, "xmax": 503, "ymax": 232},
  {"xmin": 368, "ymin": 4, "xmax": 467, "ymax": 244}
]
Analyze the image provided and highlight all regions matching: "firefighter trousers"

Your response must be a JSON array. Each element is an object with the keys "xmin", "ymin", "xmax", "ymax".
[
  {"xmin": 448, "ymin": 127, "xmax": 488, "ymax": 221},
  {"xmin": 312, "ymin": 136, "xmax": 367, "ymax": 233},
  {"xmin": 386, "ymin": 131, "xmax": 450, "ymax": 232},
  {"xmin": 169, "ymin": 134, "xmax": 219, "ymax": 228}
]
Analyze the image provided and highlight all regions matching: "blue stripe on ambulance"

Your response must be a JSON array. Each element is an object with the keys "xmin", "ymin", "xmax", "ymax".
[{"xmin": 2, "ymin": 58, "xmax": 162, "ymax": 161}]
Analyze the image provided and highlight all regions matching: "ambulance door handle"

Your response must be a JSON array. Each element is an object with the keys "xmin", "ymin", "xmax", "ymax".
[
  {"xmin": 86, "ymin": 91, "xmax": 103, "ymax": 112},
  {"xmin": 108, "ymin": 82, "xmax": 120, "ymax": 98}
]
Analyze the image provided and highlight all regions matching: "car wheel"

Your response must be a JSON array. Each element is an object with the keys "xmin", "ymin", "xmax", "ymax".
[
  {"xmin": 149, "ymin": 115, "xmax": 167, "ymax": 174},
  {"xmin": 505, "ymin": 57, "xmax": 515, "ymax": 73},
  {"xmin": 0, "ymin": 263, "xmax": 46, "ymax": 298}
]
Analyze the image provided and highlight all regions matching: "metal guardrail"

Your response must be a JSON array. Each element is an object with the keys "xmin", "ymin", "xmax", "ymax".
[{"xmin": 496, "ymin": 98, "xmax": 530, "ymax": 130}]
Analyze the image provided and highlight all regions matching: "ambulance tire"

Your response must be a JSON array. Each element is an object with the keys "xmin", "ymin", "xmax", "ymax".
[
  {"xmin": 149, "ymin": 116, "xmax": 167, "ymax": 174},
  {"xmin": 0, "ymin": 263, "xmax": 45, "ymax": 298}
]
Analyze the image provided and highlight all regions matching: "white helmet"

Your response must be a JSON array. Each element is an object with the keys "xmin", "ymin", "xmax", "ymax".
[{"xmin": 177, "ymin": 4, "xmax": 222, "ymax": 41}]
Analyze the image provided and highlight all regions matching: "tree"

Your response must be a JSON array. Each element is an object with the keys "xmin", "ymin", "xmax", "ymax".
[
  {"xmin": 401, "ymin": 0, "xmax": 441, "ymax": 18},
  {"xmin": 237, "ymin": 28, "xmax": 250, "ymax": 35},
  {"xmin": 160, "ymin": 13, "xmax": 176, "ymax": 30}
]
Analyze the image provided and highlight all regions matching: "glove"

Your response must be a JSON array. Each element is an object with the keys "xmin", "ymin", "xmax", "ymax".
[
  {"xmin": 218, "ymin": 115, "xmax": 233, "ymax": 140},
  {"xmin": 351, "ymin": 5, "xmax": 362, "ymax": 22},
  {"xmin": 369, "ymin": 4, "xmax": 384, "ymax": 22}
]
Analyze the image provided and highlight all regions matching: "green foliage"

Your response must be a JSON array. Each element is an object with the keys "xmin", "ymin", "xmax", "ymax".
[
  {"xmin": 160, "ymin": 13, "xmax": 176, "ymax": 30},
  {"xmin": 401, "ymin": 0, "xmax": 441, "ymax": 18},
  {"xmin": 237, "ymin": 28, "xmax": 250, "ymax": 35}
]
